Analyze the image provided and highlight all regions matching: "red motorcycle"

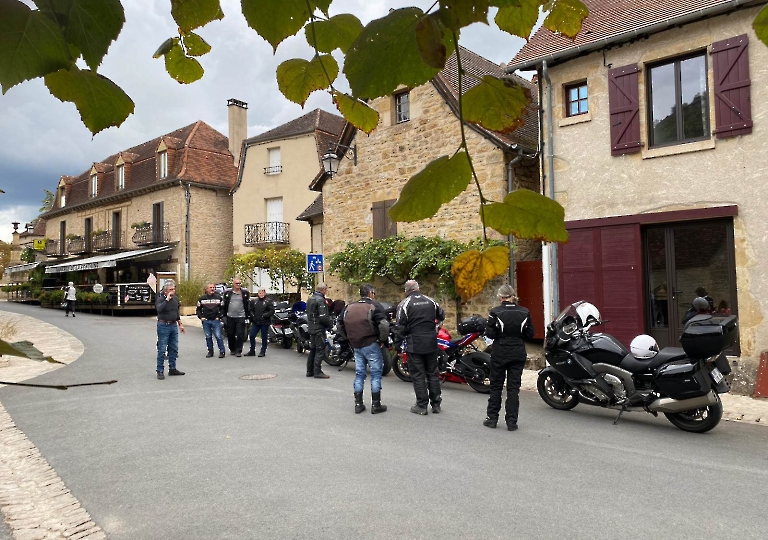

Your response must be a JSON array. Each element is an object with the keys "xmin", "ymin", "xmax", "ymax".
[{"xmin": 391, "ymin": 315, "xmax": 492, "ymax": 394}]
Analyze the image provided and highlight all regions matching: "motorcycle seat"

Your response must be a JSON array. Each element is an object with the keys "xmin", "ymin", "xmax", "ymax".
[{"xmin": 619, "ymin": 347, "xmax": 687, "ymax": 373}]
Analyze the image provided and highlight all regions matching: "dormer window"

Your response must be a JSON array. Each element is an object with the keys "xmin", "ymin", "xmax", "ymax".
[
  {"xmin": 59, "ymin": 185, "xmax": 66, "ymax": 207},
  {"xmin": 158, "ymin": 151, "xmax": 168, "ymax": 179},
  {"xmin": 90, "ymin": 174, "xmax": 98, "ymax": 197},
  {"xmin": 117, "ymin": 164, "xmax": 125, "ymax": 190}
]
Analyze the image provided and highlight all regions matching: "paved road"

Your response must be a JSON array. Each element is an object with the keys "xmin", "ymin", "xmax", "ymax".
[{"xmin": 1, "ymin": 303, "xmax": 767, "ymax": 539}]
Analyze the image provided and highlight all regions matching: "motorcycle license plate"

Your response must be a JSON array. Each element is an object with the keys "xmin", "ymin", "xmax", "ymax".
[{"xmin": 710, "ymin": 367, "xmax": 724, "ymax": 384}]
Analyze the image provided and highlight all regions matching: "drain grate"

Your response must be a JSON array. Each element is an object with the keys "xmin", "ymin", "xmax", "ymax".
[{"xmin": 239, "ymin": 374, "xmax": 277, "ymax": 380}]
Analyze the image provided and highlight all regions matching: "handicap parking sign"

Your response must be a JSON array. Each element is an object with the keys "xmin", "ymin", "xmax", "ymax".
[{"xmin": 307, "ymin": 253, "xmax": 324, "ymax": 273}]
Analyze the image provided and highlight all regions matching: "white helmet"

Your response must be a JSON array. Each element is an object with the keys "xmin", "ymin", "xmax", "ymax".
[{"xmin": 630, "ymin": 334, "xmax": 659, "ymax": 359}]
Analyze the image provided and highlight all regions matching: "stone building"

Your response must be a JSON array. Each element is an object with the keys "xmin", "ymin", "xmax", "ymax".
[
  {"xmin": 507, "ymin": 0, "xmax": 767, "ymax": 393},
  {"xmin": 311, "ymin": 47, "xmax": 541, "ymax": 331}
]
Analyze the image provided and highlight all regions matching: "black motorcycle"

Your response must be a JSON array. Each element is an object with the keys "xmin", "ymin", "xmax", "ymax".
[
  {"xmin": 268, "ymin": 301, "xmax": 294, "ymax": 349},
  {"xmin": 288, "ymin": 302, "xmax": 311, "ymax": 354},
  {"xmin": 324, "ymin": 304, "xmax": 391, "ymax": 376},
  {"xmin": 537, "ymin": 301, "xmax": 736, "ymax": 433}
]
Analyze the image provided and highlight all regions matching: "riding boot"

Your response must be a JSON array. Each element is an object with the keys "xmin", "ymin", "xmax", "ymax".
[
  {"xmin": 371, "ymin": 392, "xmax": 387, "ymax": 414},
  {"xmin": 354, "ymin": 392, "xmax": 366, "ymax": 414}
]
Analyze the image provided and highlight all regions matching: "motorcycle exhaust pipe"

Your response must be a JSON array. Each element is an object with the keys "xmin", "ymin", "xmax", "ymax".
[{"xmin": 647, "ymin": 390, "xmax": 718, "ymax": 414}]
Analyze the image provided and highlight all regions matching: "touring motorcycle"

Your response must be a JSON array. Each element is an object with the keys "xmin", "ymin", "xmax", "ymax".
[
  {"xmin": 268, "ymin": 301, "xmax": 294, "ymax": 349},
  {"xmin": 537, "ymin": 301, "xmax": 736, "ymax": 433},
  {"xmin": 392, "ymin": 315, "xmax": 491, "ymax": 394}
]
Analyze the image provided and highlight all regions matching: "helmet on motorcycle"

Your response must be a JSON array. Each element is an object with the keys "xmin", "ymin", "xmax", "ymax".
[
  {"xmin": 575, "ymin": 302, "xmax": 601, "ymax": 327},
  {"xmin": 692, "ymin": 297, "xmax": 711, "ymax": 314},
  {"xmin": 630, "ymin": 334, "xmax": 659, "ymax": 359}
]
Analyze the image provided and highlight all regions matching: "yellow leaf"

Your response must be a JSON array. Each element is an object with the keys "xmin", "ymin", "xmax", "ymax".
[{"xmin": 451, "ymin": 246, "xmax": 509, "ymax": 302}]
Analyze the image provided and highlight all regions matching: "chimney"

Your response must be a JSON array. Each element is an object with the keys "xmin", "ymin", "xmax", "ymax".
[{"xmin": 227, "ymin": 99, "xmax": 248, "ymax": 167}]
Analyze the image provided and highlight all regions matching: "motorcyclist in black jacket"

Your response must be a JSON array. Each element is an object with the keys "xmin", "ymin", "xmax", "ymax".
[
  {"xmin": 245, "ymin": 287, "xmax": 275, "ymax": 357},
  {"xmin": 483, "ymin": 284, "xmax": 534, "ymax": 431},
  {"xmin": 305, "ymin": 283, "xmax": 332, "ymax": 378}
]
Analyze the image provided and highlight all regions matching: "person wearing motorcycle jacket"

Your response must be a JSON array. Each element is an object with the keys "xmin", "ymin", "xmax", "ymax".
[
  {"xmin": 338, "ymin": 283, "xmax": 390, "ymax": 414},
  {"xmin": 222, "ymin": 279, "xmax": 252, "ymax": 357},
  {"xmin": 306, "ymin": 283, "xmax": 332, "ymax": 378},
  {"xmin": 395, "ymin": 280, "xmax": 445, "ymax": 415},
  {"xmin": 196, "ymin": 283, "xmax": 226, "ymax": 358},
  {"xmin": 483, "ymin": 284, "xmax": 534, "ymax": 431},
  {"xmin": 245, "ymin": 287, "xmax": 275, "ymax": 357}
]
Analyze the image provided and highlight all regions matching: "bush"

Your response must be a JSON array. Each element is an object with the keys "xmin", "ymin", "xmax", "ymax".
[
  {"xmin": 49, "ymin": 290, "xmax": 65, "ymax": 304},
  {"xmin": 176, "ymin": 277, "xmax": 207, "ymax": 307}
]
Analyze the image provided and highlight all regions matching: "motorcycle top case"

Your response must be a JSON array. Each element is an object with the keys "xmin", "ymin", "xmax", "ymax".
[
  {"xmin": 458, "ymin": 314, "xmax": 487, "ymax": 335},
  {"xmin": 679, "ymin": 314, "xmax": 737, "ymax": 358},
  {"xmin": 655, "ymin": 360, "xmax": 711, "ymax": 400}
]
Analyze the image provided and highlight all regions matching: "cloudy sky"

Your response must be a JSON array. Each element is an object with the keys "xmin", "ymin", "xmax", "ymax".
[{"xmin": 0, "ymin": 0, "xmax": 527, "ymax": 242}]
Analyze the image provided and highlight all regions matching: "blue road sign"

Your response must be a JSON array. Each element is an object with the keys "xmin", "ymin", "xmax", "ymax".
[{"xmin": 307, "ymin": 253, "xmax": 324, "ymax": 273}]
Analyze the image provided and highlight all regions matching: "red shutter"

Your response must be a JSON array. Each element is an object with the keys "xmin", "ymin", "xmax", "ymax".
[
  {"xmin": 711, "ymin": 34, "xmax": 752, "ymax": 138},
  {"xmin": 608, "ymin": 64, "xmax": 642, "ymax": 155}
]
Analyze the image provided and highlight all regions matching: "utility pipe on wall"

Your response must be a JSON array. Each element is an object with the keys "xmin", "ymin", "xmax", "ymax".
[
  {"xmin": 543, "ymin": 60, "xmax": 559, "ymax": 321},
  {"xmin": 507, "ymin": 150, "xmax": 523, "ymax": 287},
  {"xmin": 184, "ymin": 182, "xmax": 191, "ymax": 279}
]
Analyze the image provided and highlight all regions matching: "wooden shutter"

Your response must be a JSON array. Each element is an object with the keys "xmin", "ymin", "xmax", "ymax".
[
  {"xmin": 608, "ymin": 64, "xmax": 642, "ymax": 155},
  {"xmin": 372, "ymin": 199, "xmax": 397, "ymax": 239},
  {"xmin": 711, "ymin": 34, "xmax": 752, "ymax": 138}
]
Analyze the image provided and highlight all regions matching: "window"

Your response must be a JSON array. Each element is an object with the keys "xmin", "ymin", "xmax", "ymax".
[
  {"xmin": 84, "ymin": 217, "xmax": 92, "ymax": 252},
  {"xmin": 372, "ymin": 200, "xmax": 397, "ymax": 239},
  {"xmin": 116, "ymin": 164, "xmax": 125, "ymax": 190},
  {"xmin": 112, "ymin": 211, "xmax": 121, "ymax": 248},
  {"xmin": 59, "ymin": 186, "xmax": 66, "ymax": 207},
  {"xmin": 395, "ymin": 92, "xmax": 410, "ymax": 123},
  {"xmin": 59, "ymin": 221, "xmax": 66, "ymax": 252},
  {"xmin": 265, "ymin": 147, "xmax": 281, "ymax": 175},
  {"xmin": 648, "ymin": 53, "xmax": 709, "ymax": 147},
  {"xmin": 152, "ymin": 202, "xmax": 164, "ymax": 243},
  {"xmin": 158, "ymin": 151, "xmax": 168, "ymax": 179},
  {"xmin": 90, "ymin": 174, "xmax": 98, "ymax": 197},
  {"xmin": 565, "ymin": 82, "xmax": 588, "ymax": 116}
]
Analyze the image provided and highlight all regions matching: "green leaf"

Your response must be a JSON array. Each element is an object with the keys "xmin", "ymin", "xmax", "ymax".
[
  {"xmin": 0, "ymin": 0, "xmax": 71, "ymax": 93},
  {"xmin": 41, "ymin": 0, "xmax": 124, "ymax": 71},
  {"xmin": 183, "ymin": 32, "xmax": 212, "ymax": 56},
  {"xmin": 44, "ymin": 65, "xmax": 134, "ymax": 135},
  {"xmin": 277, "ymin": 54, "xmax": 337, "ymax": 107},
  {"xmin": 438, "ymin": 0, "xmax": 490, "ymax": 32},
  {"xmin": 305, "ymin": 14, "xmax": 363, "ymax": 54},
  {"xmin": 544, "ymin": 0, "xmax": 588, "ymax": 40},
  {"xmin": 310, "ymin": 0, "xmax": 331, "ymax": 17},
  {"xmin": 495, "ymin": 0, "xmax": 544, "ymax": 40},
  {"xmin": 164, "ymin": 43, "xmax": 204, "ymax": 83},
  {"xmin": 415, "ymin": 13, "xmax": 449, "ymax": 69},
  {"xmin": 389, "ymin": 152, "xmax": 472, "ymax": 222},
  {"xmin": 462, "ymin": 75, "xmax": 531, "ymax": 133},
  {"xmin": 451, "ymin": 246, "xmax": 509, "ymax": 302},
  {"xmin": 242, "ymin": 0, "xmax": 312, "ymax": 52},
  {"xmin": 481, "ymin": 189, "xmax": 568, "ymax": 242},
  {"xmin": 345, "ymin": 8, "xmax": 454, "ymax": 100},
  {"xmin": 754, "ymin": 5, "xmax": 768, "ymax": 47},
  {"xmin": 332, "ymin": 91, "xmax": 379, "ymax": 134},
  {"xmin": 153, "ymin": 37, "xmax": 177, "ymax": 59},
  {"xmin": 171, "ymin": 0, "xmax": 223, "ymax": 33}
]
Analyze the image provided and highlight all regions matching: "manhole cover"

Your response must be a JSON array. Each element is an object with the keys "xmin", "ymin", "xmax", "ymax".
[{"xmin": 239, "ymin": 374, "xmax": 277, "ymax": 380}]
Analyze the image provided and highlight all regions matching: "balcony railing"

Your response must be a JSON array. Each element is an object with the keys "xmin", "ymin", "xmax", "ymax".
[
  {"xmin": 93, "ymin": 230, "xmax": 124, "ymax": 251},
  {"xmin": 44, "ymin": 240, "xmax": 66, "ymax": 257},
  {"xmin": 244, "ymin": 222, "xmax": 290, "ymax": 246},
  {"xmin": 132, "ymin": 222, "xmax": 170, "ymax": 245},
  {"xmin": 67, "ymin": 236, "xmax": 89, "ymax": 254},
  {"xmin": 263, "ymin": 165, "xmax": 282, "ymax": 175}
]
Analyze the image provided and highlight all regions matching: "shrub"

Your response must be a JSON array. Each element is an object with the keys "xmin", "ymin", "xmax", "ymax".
[{"xmin": 176, "ymin": 277, "xmax": 207, "ymax": 307}]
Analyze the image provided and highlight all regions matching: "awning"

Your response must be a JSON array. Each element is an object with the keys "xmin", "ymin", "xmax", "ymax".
[
  {"xmin": 3, "ymin": 262, "xmax": 39, "ymax": 275},
  {"xmin": 44, "ymin": 245, "xmax": 174, "ymax": 274}
]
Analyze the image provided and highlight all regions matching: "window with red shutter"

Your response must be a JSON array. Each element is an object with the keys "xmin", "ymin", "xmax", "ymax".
[
  {"xmin": 711, "ymin": 34, "xmax": 752, "ymax": 138},
  {"xmin": 608, "ymin": 64, "xmax": 642, "ymax": 155}
]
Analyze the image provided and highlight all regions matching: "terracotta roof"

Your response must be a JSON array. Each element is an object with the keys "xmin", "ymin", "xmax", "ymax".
[
  {"xmin": 19, "ymin": 218, "xmax": 46, "ymax": 237},
  {"xmin": 244, "ymin": 109, "xmax": 346, "ymax": 146},
  {"xmin": 296, "ymin": 194, "xmax": 323, "ymax": 222},
  {"xmin": 44, "ymin": 121, "xmax": 237, "ymax": 216},
  {"xmin": 509, "ymin": 0, "xmax": 756, "ymax": 70}
]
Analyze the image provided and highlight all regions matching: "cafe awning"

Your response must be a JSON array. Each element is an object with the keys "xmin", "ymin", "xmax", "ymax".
[
  {"xmin": 3, "ymin": 262, "xmax": 39, "ymax": 275},
  {"xmin": 44, "ymin": 245, "xmax": 174, "ymax": 274}
]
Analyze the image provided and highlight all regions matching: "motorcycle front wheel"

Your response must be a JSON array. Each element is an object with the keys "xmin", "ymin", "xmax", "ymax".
[
  {"xmin": 664, "ymin": 399, "xmax": 723, "ymax": 433},
  {"xmin": 380, "ymin": 345, "xmax": 392, "ymax": 376},
  {"xmin": 537, "ymin": 371, "xmax": 579, "ymax": 410},
  {"xmin": 392, "ymin": 353, "xmax": 412, "ymax": 382},
  {"xmin": 324, "ymin": 349, "xmax": 345, "ymax": 366},
  {"xmin": 296, "ymin": 340, "xmax": 304, "ymax": 354}
]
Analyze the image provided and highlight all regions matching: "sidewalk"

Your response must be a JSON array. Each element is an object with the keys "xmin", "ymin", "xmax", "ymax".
[{"xmin": 178, "ymin": 315, "xmax": 768, "ymax": 426}]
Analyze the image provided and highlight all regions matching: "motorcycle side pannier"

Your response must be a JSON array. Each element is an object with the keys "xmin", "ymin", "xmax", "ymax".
[
  {"xmin": 655, "ymin": 361, "xmax": 711, "ymax": 400},
  {"xmin": 459, "ymin": 314, "xmax": 487, "ymax": 335},
  {"xmin": 679, "ymin": 315, "xmax": 738, "ymax": 357}
]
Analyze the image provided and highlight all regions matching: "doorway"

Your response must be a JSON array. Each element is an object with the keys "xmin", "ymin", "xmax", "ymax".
[{"xmin": 644, "ymin": 219, "xmax": 737, "ymax": 350}]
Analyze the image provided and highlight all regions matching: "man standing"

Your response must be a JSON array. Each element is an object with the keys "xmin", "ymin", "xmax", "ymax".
[
  {"xmin": 64, "ymin": 281, "xmax": 77, "ymax": 317},
  {"xmin": 483, "ymin": 284, "xmax": 534, "ymax": 431},
  {"xmin": 245, "ymin": 287, "xmax": 274, "ymax": 357},
  {"xmin": 222, "ymin": 278, "xmax": 251, "ymax": 357},
  {"xmin": 306, "ymin": 282, "xmax": 332, "ymax": 379},
  {"xmin": 395, "ymin": 280, "xmax": 445, "ymax": 415},
  {"xmin": 156, "ymin": 279, "xmax": 185, "ymax": 380},
  {"xmin": 338, "ymin": 283, "xmax": 389, "ymax": 414},
  {"xmin": 197, "ymin": 283, "xmax": 226, "ymax": 358}
]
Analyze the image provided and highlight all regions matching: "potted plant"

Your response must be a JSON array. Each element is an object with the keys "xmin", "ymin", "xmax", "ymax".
[{"xmin": 130, "ymin": 221, "xmax": 150, "ymax": 229}]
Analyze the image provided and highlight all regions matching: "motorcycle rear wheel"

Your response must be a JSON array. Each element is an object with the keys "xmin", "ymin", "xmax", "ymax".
[
  {"xmin": 467, "ymin": 378, "xmax": 491, "ymax": 394},
  {"xmin": 380, "ymin": 346, "xmax": 392, "ymax": 376},
  {"xmin": 296, "ymin": 340, "xmax": 304, "ymax": 354},
  {"xmin": 281, "ymin": 336, "xmax": 293, "ymax": 349},
  {"xmin": 537, "ymin": 371, "xmax": 579, "ymax": 410},
  {"xmin": 392, "ymin": 353, "xmax": 412, "ymax": 382},
  {"xmin": 664, "ymin": 399, "xmax": 723, "ymax": 433},
  {"xmin": 324, "ymin": 350, "xmax": 345, "ymax": 366}
]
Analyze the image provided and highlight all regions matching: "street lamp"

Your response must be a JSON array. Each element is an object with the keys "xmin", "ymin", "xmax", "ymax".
[{"xmin": 321, "ymin": 143, "xmax": 357, "ymax": 177}]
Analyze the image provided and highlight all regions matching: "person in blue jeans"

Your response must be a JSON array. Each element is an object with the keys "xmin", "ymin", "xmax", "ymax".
[
  {"xmin": 245, "ymin": 287, "xmax": 274, "ymax": 357},
  {"xmin": 156, "ymin": 279, "xmax": 185, "ymax": 380},
  {"xmin": 338, "ymin": 283, "xmax": 390, "ymax": 414},
  {"xmin": 196, "ymin": 283, "xmax": 226, "ymax": 358}
]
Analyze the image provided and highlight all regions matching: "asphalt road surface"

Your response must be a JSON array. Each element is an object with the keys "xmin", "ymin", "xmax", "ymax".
[{"xmin": 1, "ymin": 303, "xmax": 766, "ymax": 539}]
